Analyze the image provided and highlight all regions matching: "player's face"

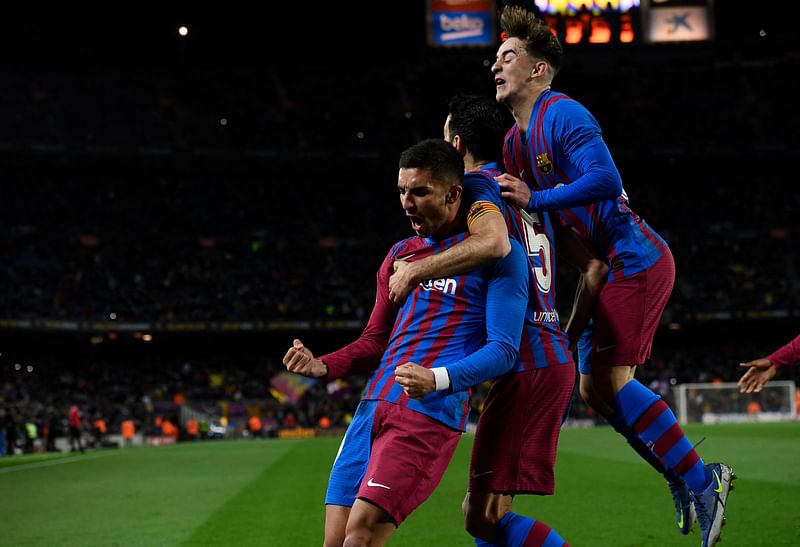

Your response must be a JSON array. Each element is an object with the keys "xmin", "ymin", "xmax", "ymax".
[
  {"xmin": 492, "ymin": 37, "xmax": 534, "ymax": 105},
  {"xmin": 398, "ymin": 167, "xmax": 453, "ymax": 236}
]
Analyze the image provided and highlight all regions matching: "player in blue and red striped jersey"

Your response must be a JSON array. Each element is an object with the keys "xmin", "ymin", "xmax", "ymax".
[
  {"xmin": 489, "ymin": 5, "xmax": 734, "ymax": 547},
  {"xmin": 283, "ymin": 138, "xmax": 530, "ymax": 547},
  {"xmin": 388, "ymin": 94, "xmax": 605, "ymax": 547}
]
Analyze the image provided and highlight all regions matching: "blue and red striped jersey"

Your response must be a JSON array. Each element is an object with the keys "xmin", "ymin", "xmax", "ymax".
[
  {"xmin": 463, "ymin": 164, "xmax": 572, "ymax": 371},
  {"xmin": 362, "ymin": 232, "xmax": 528, "ymax": 432},
  {"xmin": 503, "ymin": 89, "xmax": 669, "ymax": 281}
]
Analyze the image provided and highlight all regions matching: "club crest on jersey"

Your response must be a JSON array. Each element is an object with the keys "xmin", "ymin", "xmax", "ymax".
[{"xmin": 536, "ymin": 152, "xmax": 553, "ymax": 174}]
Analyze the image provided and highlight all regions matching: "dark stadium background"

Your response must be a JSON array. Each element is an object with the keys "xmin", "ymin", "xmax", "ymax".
[{"xmin": 1, "ymin": 2, "xmax": 798, "ymax": 447}]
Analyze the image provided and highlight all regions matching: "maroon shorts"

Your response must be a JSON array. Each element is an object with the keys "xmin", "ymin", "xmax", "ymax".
[
  {"xmin": 591, "ymin": 249, "xmax": 675, "ymax": 367},
  {"xmin": 357, "ymin": 400, "xmax": 461, "ymax": 526},
  {"xmin": 469, "ymin": 364, "xmax": 575, "ymax": 495}
]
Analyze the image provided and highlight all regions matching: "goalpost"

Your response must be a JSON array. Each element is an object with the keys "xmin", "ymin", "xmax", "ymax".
[{"xmin": 673, "ymin": 380, "xmax": 797, "ymax": 425}]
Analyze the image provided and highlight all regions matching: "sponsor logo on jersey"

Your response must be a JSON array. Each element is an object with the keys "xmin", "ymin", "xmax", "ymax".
[
  {"xmin": 420, "ymin": 277, "xmax": 458, "ymax": 296},
  {"xmin": 533, "ymin": 310, "xmax": 559, "ymax": 323}
]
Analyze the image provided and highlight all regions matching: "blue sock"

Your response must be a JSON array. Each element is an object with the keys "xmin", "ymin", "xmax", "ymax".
[
  {"xmin": 604, "ymin": 412, "xmax": 679, "ymax": 482},
  {"xmin": 613, "ymin": 380, "xmax": 709, "ymax": 492},
  {"xmin": 494, "ymin": 511, "xmax": 568, "ymax": 547}
]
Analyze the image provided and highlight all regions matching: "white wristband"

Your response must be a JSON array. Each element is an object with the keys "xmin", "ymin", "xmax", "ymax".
[{"xmin": 431, "ymin": 367, "xmax": 451, "ymax": 391}]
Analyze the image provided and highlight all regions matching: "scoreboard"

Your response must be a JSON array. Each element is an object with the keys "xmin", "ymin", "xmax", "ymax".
[
  {"xmin": 428, "ymin": 0, "xmax": 713, "ymax": 48},
  {"xmin": 535, "ymin": 0, "xmax": 640, "ymax": 44},
  {"xmin": 534, "ymin": 0, "xmax": 713, "ymax": 44}
]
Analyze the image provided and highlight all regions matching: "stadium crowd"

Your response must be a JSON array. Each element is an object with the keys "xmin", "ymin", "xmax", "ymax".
[
  {"xmin": 1, "ymin": 20, "xmax": 798, "ymax": 454},
  {"xmin": 1, "ymin": 47, "xmax": 797, "ymax": 324}
]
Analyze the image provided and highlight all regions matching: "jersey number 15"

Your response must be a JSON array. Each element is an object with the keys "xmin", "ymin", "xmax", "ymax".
[{"xmin": 519, "ymin": 209, "xmax": 552, "ymax": 294}]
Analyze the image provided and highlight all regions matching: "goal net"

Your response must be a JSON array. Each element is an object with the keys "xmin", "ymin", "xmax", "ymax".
[{"xmin": 673, "ymin": 380, "xmax": 797, "ymax": 425}]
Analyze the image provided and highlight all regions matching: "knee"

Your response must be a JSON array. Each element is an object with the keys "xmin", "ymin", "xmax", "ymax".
[
  {"xmin": 342, "ymin": 529, "xmax": 370, "ymax": 547},
  {"xmin": 323, "ymin": 534, "xmax": 345, "ymax": 547}
]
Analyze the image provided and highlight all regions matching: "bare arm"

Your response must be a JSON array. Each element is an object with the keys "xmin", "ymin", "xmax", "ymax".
[
  {"xmin": 556, "ymin": 223, "xmax": 608, "ymax": 350},
  {"xmin": 738, "ymin": 334, "xmax": 800, "ymax": 393},
  {"xmin": 388, "ymin": 209, "xmax": 510, "ymax": 305},
  {"xmin": 737, "ymin": 358, "xmax": 777, "ymax": 394}
]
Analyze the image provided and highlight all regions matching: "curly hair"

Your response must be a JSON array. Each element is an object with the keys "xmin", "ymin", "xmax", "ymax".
[{"xmin": 500, "ymin": 5, "xmax": 563, "ymax": 73}]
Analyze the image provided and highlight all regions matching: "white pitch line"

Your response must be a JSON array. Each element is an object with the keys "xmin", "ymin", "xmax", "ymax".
[{"xmin": 0, "ymin": 450, "xmax": 121, "ymax": 474}]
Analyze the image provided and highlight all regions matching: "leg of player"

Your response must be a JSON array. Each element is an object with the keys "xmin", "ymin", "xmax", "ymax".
[
  {"xmin": 463, "ymin": 492, "xmax": 512, "ymax": 542},
  {"xmin": 324, "ymin": 505, "xmax": 350, "ymax": 547},
  {"xmin": 596, "ymin": 366, "xmax": 735, "ymax": 547},
  {"xmin": 324, "ymin": 401, "xmax": 379, "ymax": 546},
  {"xmin": 464, "ymin": 492, "xmax": 569, "ymax": 547},
  {"xmin": 580, "ymin": 370, "xmax": 695, "ymax": 536},
  {"xmin": 342, "ymin": 499, "xmax": 396, "ymax": 547}
]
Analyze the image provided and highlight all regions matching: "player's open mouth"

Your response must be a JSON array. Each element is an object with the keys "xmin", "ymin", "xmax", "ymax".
[
  {"xmin": 495, "ymin": 77, "xmax": 506, "ymax": 87},
  {"xmin": 408, "ymin": 216, "xmax": 423, "ymax": 230}
]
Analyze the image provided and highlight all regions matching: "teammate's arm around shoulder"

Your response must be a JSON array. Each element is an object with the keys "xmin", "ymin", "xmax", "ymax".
[
  {"xmin": 444, "ymin": 240, "xmax": 529, "ymax": 393},
  {"xmin": 388, "ymin": 202, "xmax": 510, "ymax": 305},
  {"xmin": 395, "ymin": 242, "xmax": 528, "ymax": 399}
]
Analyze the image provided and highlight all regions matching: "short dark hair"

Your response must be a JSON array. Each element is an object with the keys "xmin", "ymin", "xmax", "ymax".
[
  {"xmin": 398, "ymin": 139, "xmax": 464, "ymax": 187},
  {"xmin": 447, "ymin": 94, "xmax": 512, "ymax": 165},
  {"xmin": 500, "ymin": 5, "xmax": 563, "ymax": 72}
]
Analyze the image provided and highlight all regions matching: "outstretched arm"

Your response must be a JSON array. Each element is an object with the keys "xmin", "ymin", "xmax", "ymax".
[
  {"xmin": 389, "ymin": 201, "xmax": 510, "ymax": 305},
  {"xmin": 737, "ymin": 358, "xmax": 777, "ymax": 394},
  {"xmin": 738, "ymin": 334, "xmax": 800, "ymax": 393}
]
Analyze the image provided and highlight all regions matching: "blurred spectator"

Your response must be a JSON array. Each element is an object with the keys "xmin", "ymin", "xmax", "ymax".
[{"xmin": 68, "ymin": 404, "xmax": 84, "ymax": 453}]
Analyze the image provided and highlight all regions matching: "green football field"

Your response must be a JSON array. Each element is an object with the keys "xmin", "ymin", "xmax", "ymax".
[{"xmin": 2, "ymin": 422, "xmax": 799, "ymax": 546}]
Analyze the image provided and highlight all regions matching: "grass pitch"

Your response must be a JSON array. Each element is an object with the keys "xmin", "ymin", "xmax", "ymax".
[{"xmin": 1, "ymin": 422, "xmax": 799, "ymax": 546}]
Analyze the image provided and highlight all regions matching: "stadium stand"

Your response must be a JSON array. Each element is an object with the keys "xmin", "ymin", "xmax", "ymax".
[{"xmin": 1, "ymin": 5, "xmax": 798, "ymax": 452}]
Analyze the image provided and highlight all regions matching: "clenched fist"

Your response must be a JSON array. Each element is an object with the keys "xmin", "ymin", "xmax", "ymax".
[{"xmin": 283, "ymin": 339, "xmax": 327, "ymax": 378}]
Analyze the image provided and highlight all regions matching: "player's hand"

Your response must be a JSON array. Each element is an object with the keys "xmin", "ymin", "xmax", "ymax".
[
  {"xmin": 389, "ymin": 259, "xmax": 418, "ymax": 305},
  {"xmin": 394, "ymin": 362, "xmax": 435, "ymax": 399},
  {"xmin": 738, "ymin": 358, "xmax": 776, "ymax": 393},
  {"xmin": 495, "ymin": 173, "xmax": 532, "ymax": 210},
  {"xmin": 283, "ymin": 339, "xmax": 327, "ymax": 378}
]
